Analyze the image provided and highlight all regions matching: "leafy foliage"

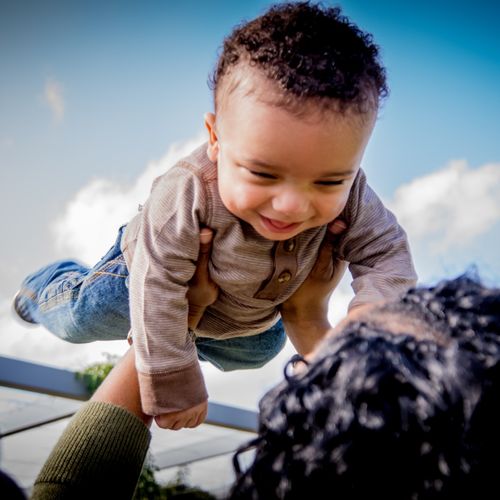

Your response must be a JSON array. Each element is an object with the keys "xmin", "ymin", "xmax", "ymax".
[
  {"xmin": 134, "ymin": 460, "xmax": 163, "ymax": 499},
  {"xmin": 76, "ymin": 354, "xmax": 118, "ymax": 394},
  {"xmin": 134, "ymin": 464, "xmax": 217, "ymax": 499}
]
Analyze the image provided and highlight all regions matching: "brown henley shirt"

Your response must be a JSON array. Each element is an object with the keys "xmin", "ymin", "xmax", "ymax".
[{"xmin": 121, "ymin": 143, "xmax": 417, "ymax": 415}]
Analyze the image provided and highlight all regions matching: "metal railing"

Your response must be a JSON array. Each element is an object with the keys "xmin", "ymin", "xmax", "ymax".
[{"xmin": 0, "ymin": 355, "xmax": 257, "ymax": 445}]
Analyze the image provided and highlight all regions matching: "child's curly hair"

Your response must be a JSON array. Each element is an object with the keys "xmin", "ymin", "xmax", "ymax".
[{"xmin": 209, "ymin": 2, "xmax": 387, "ymax": 115}]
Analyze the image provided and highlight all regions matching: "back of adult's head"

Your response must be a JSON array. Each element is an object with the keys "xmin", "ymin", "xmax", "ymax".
[{"xmin": 229, "ymin": 275, "xmax": 500, "ymax": 499}]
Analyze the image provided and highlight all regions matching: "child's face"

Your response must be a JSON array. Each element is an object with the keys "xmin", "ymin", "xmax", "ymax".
[{"xmin": 205, "ymin": 79, "xmax": 375, "ymax": 241}]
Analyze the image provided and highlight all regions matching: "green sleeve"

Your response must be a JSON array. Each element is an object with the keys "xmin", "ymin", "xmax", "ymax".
[{"xmin": 31, "ymin": 401, "xmax": 151, "ymax": 499}]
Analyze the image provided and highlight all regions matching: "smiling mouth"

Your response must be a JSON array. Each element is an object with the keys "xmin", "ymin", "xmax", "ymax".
[{"xmin": 260, "ymin": 216, "xmax": 301, "ymax": 233}]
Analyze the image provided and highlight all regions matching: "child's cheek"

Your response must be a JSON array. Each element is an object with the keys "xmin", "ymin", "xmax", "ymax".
[
  {"xmin": 236, "ymin": 186, "xmax": 264, "ymax": 210},
  {"xmin": 233, "ymin": 185, "xmax": 259, "ymax": 211},
  {"xmin": 223, "ymin": 197, "xmax": 238, "ymax": 215},
  {"xmin": 337, "ymin": 195, "xmax": 349, "ymax": 213},
  {"xmin": 337, "ymin": 188, "xmax": 352, "ymax": 209},
  {"xmin": 326, "ymin": 192, "xmax": 350, "ymax": 220},
  {"xmin": 221, "ymin": 188, "xmax": 248, "ymax": 217}
]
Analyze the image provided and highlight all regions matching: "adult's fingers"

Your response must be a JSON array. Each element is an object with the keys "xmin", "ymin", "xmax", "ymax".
[
  {"xmin": 194, "ymin": 227, "xmax": 214, "ymax": 284},
  {"xmin": 200, "ymin": 227, "xmax": 213, "ymax": 246},
  {"xmin": 309, "ymin": 217, "xmax": 348, "ymax": 281},
  {"xmin": 328, "ymin": 217, "xmax": 347, "ymax": 237},
  {"xmin": 187, "ymin": 227, "xmax": 218, "ymax": 329},
  {"xmin": 312, "ymin": 235, "xmax": 335, "ymax": 279},
  {"xmin": 190, "ymin": 227, "xmax": 215, "ymax": 289}
]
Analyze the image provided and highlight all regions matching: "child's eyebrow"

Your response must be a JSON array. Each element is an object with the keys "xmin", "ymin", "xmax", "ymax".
[
  {"xmin": 243, "ymin": 157, "xmax": 357, "ymax": 177},
  {"xmin": 317, "ymin": 168, "xmax": 357, "ymax": 177},
  {"xmin": 241, "ymin": 157, "xmax": 277, "ymax": 169}
]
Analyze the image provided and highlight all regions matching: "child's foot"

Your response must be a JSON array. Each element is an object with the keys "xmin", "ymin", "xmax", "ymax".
[{"xmin": 11, "ymin": 291, "xmax": 37, "ymax": 326}]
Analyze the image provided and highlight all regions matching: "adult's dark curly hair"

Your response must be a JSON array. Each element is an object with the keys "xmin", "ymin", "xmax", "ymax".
[
  {"xmin": 209, "ymin": 2, "xmax": 387, "ymax": 115},
  {"xmin": 228, "ymin": 275, "xmax": 500, "ymax": 499}
]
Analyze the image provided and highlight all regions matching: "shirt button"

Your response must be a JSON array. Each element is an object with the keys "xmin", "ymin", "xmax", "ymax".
[
  {"xmin": 284, "ymin": 240, "xmax": 295, "ymax": 252},
  {"xmin": 278, "ymin": 271, "xmax": 292, "ymax": 283}
]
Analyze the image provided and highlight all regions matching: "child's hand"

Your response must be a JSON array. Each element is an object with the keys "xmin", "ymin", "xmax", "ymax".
[
  {"xmin": 187, "ymin": 228, "xmax": 219, "ymax": 329},
  {"xmin": 154, "ymin": 400, "xmax": 208, "ymax": 430}
]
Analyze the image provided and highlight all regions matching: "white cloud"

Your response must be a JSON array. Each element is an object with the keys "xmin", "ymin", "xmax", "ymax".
[
  {"xmin": 387, "ymin": 160, "xmax": 500, "ymax": 253},
  {"xmin": 0, "ymin": 299, "xmax": 128, "ymax": 371},
  {"xmin": 51, "ymin": 134, "xmax": 205, "ymax": 264},
  {"xmin": 36, "ymin": 142, "xmax": 499, "ymax": 406},
  {"xmin": 43, "ymin": 78, "xmax": 65, "ymax": 123}
]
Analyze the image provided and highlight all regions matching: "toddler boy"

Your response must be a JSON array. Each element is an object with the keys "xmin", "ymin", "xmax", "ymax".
[{"xmin": 15, "ymin": 3, "xmax": 417, "ymax": 428}]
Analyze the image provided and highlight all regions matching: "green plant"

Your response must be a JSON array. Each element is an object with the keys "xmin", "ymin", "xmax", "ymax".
[
  {"xmin": 133, "ymin": 459, "xmax": 163, "ymax": 499},
  {"xmin": 161, "ymin": 467, "xmax": 217, "ymax": 499},
  {"xmin": 133, "ymin": 462, "xmax": 218, "ymax": 499},
  {"xmin": 76, "ymin": 354, "xmax": 118, "ymax": 394}
]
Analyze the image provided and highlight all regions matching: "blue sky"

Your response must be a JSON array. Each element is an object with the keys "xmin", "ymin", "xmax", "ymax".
[{"xmin": 0, "ymin": 0, "xmax": 499, "ymax": 387}]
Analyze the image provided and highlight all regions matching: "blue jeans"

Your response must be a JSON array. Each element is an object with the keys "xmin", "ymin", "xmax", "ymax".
[{"xmin": 17, "ymin": 226, "xmax": 286, "ymax": 372}]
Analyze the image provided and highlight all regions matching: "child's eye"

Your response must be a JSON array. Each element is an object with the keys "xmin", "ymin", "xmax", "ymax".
[
  {"xmin": 249, "ymin": 170, "xmax": 277, "ymax": 180},
  {"xmin": 315, "ymin": 179, "xmax": 345, "ymax": 186}
]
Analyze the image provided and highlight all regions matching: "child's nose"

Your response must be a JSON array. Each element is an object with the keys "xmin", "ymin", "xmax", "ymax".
[{"xmin": 272, "ymin": 188, "xmax": 310, "ymax": 218}]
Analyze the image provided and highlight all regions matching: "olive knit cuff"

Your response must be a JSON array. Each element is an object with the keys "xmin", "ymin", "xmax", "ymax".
[{"xmin": 31, "ymin": 401, "xmax": 151, "ymax": 499}]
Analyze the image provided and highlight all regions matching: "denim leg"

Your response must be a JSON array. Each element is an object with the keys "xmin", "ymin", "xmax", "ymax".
[
  {"xmin": 16, "ymin": 227, "xmax": 131, "ymax": 343},
  {"xmin": 196, "ymin": 319, "xmax": 287, "ymax": 372}
]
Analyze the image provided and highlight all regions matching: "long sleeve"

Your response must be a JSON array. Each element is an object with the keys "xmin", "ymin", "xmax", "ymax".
[
  {"xmin": 127, "ymin": 165, "xmax": 210, "ymax": 415},
  {"xmin": 338, "ymin": 169, "xmax": 418, "ymax": 309},
  {"xmin": 31, "ymin": 402, "xmax": 151, "ymax": 500}
]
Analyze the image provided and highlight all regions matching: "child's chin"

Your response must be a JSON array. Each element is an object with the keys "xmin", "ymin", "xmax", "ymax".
[{"xmin": 254, "ymin": 225, "xmax": 303, "ymax": 241}]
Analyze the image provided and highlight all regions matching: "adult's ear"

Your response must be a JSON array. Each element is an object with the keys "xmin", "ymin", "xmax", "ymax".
[{"xmin": 204, "ymin": 112, "xmax": 219, "ymax": 162}]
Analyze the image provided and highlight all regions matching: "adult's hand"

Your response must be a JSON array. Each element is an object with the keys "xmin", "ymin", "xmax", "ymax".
[
  {"xmin": 187, "ymin": 228, "xmax": 219, "ymax": 330},
  {"xmin": 281, "ymin": 218, "xmax": 347, "ymax": 321},
  {"xmin": 280, "ymin": 218, "xmax": 348, "ymax": 356}
]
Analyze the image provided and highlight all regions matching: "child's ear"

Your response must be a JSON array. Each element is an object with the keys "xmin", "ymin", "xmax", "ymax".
[{"xmin": 204, "ymin": 112, "xmax": 219, "ymax": 162}]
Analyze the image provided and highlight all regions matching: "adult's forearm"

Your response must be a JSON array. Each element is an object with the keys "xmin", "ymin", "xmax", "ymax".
[
  {"xmin": 91, "ymin": 347, "xmax": 152, "ymax": 426},
  {"xmin": 282, "ymin": 310, "xmax": 331, "ymax": 356}
]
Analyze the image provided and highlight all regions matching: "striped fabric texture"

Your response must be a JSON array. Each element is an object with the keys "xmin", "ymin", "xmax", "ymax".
[{"xmin": 121, "ymin": 144, "xmax": 417, "ymax": 415}]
